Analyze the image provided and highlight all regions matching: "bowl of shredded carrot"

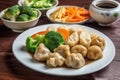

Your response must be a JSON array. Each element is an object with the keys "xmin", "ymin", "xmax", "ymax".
[{"xmin": 46, "ymin": 5, "xmax": 90, "ymax": 24}]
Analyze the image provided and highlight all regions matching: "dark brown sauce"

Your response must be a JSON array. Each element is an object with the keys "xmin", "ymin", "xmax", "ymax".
[
  {"xmin": 96, "ymin": 3, "xmax": 117, "ymax": 9},
  {"xmin": 85, "ymin": 58, "xmax": 94, "ymax": 65},
  {"xmin": 29, "ymin": 52, "xmax": 34, "ymax": 57}
]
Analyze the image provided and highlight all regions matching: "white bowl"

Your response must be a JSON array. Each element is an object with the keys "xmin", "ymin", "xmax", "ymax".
[
  {"xmin": 18, "ymin": 0, "xmax": 59, "ymax": 15},
  {"xmin": 46, "ymin": 5, "xmax": 90, "ymax": 24},
  {"xmin": 0, "ymin": 9, "xmax": 41, "ymax": 32},
  {"xmin": 89, "ymin": 0, "xmax": 120, "ymax": 26}
]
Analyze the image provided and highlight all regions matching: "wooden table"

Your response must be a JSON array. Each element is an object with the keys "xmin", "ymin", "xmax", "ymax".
[{"xmin": 0, "ymin": 0, "xmax": 120, "ymax": 80}]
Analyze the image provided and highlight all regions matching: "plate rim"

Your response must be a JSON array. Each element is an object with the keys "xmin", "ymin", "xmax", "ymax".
[{"xmin": 12, "ymin": 23, "xmax": 115, "ymax": 76}]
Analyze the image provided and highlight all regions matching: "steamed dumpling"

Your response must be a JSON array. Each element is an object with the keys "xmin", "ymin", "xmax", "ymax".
[
  {"xmin": 79, "ymin": 31, "xmax": 91, "ymax": 48},
  {"xmin": 66, "ymin": 32, "xmax": 79, "ymax": 47},
  {"xmin": 54, "ymin": 45, "xmax": 70, "ymax": 58},
  {"xmin": 34, "ymin": 43, "xmax": 51, "ymax": 61},
  {"xmin": 90, "ymin": 32, "xmax": 99, "ymax": 41},
  {"xmin": 65, "ymin": 53, "xmax": 85, "ymax": 69},
  {"xmin": 47, "ymin": 26, "xmax": 57, "ymax": 31},
  {"xmin": 46, "ymin": 52, "xmax": 65, "ymax": 67},
  {"xmin": 87, "ymin": 45, "xmax": 103, "ymax": 60},
  {"xmin": 91, "ymin": 36, "xmax": 105, "ymax": 50},
  {"xmin": 69, "ymin": 27, "xmax": 83, "ymax": 34},
  {"xmin": 71, "ymin": 45, "xmax": 87, "ymax": 57}
]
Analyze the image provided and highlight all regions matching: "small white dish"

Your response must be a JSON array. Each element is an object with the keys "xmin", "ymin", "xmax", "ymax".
[
  {"xmin": 46, "ymin": 6, "xmax": 90, "ymax": 24},
  {"xmin": 12, "ymin": 24, "xmax": 115, "ymax": 76},
  {"xmin": 89, "ymin": 0, "xmax": 120, "ymax": 26},
  {"xmin": 0, "ymin": 9, "xmax": 41, "ymax": 32}
]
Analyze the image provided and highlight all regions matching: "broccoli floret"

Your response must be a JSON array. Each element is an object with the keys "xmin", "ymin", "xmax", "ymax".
[
  {"xmin": 19, "ymin": 6, "xmax": 32, "ymax": 14},
  {"xmin": 32, "ymin": 1, "xmax": 43, "ymax": 8},
  {"xmin": 18, "ymin": 6, "xmax": 39, "ymax": 21},
  {"xmin": 16, "ymin": 14, "xmax": 29, "ymax": 21},
  {"xmin": 23, "ymin": 0, "xmax": 34, "ymax": 7},
  {"xmin": 28, "ymin": 9, "xmax": 38, "ymax": 20},
  {"xmin": 28, "ymin": 9, "xmax": 38, "ymax": 17},
  {"xmin": 29, "ymin": 16, "xmax": 37, "ymax": 20},
  {"xmin": 26, "ymin": 34, "xmax": 45, "ymax": 53},
  {"xmin": 44, "ymin": 31, "xmax": 65, "ymax": 52},
  {"xmin": 3, "ymin": 5, "xmax": 38, "ymax": 21},
  {"xmin": 3, "ymin": 5, "xmax": 20, "ymax": 21},
  {"xmin": 23, "ymin": 0, "xmax": 54, "ymax": 9},
  {"xmin": 43, "ymin": 3, "xmax": 52, "ymax": 8},
  {"xmin": 46, "ymin": 0, "xmax": 54, "ymax": 3},
  {"xmin": 42, "ymin": 0, "xmax": 53, "ymax": 8}
]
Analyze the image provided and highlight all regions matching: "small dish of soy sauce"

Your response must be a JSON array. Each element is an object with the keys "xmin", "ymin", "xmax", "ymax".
[{"xmin": 89, "ymin": 0, "xmax": 120, "ymax": 26}]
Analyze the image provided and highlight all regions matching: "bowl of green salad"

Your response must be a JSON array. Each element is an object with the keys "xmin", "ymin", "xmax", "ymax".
[{"xmin": 18, "ymin": 0, "xmax": 59, "ymax": 15}]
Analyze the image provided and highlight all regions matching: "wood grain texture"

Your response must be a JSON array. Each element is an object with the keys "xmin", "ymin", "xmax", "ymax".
[{"xmin": 0, "ymin": 0, "xmax": 120, "ymax": 80}]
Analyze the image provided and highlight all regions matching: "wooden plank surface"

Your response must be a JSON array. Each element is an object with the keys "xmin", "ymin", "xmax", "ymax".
[{"xmin": 0, "ymin": 0, "xmax": 120, "ymax": 80}]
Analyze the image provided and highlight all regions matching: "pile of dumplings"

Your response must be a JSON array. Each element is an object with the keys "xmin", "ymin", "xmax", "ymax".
[{"xmin": 33, "ymin": 25, "xmax": 106, "ymax": 69}]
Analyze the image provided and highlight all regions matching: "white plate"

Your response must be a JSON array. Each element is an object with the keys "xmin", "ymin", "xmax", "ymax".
[
  {"xmin": 12, "ymin": 24, "xmax": 115, "ymax": 76},
  {"xmin": 46, "ymin": 6, "xmax": 89, "ymax": 24}
]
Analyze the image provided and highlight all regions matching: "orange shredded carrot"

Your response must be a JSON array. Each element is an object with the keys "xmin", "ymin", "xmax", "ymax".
[
  {"xmin": 62, "ymin": 6, "xmax": 89, "ymax": 22},
  {"xmin": 78, "ymin": 8, "xmax": 89, "ymax": 16},
  {"xmin": 31, "ymin": 30, "xmax": 48, "ymax": 38},
  {"xmin": 57, "ymin": 28, "xmax": 70, "ymax": 40},
  {"xmin": 66, "ymin": 18, "xmax": 80, "ymax": 22}
]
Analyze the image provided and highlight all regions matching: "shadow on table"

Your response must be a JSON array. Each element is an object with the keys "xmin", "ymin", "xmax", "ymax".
[{"xmin": 4, "ymin": 53, "xmax": 94, "ymax": 80}]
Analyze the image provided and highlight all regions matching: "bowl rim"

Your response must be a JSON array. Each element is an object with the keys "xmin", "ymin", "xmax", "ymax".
[
  {"xmin": 46, "ymin": 5, "xmax": 90, "ymax": 24},
  {"xmin": 0, "ymin": 9, "xmax": 41, "ymax": 23},
  {"xmin": 18, "ymin": 0, "xmax": 59, "ymax": 10},
  {"xmin": 92, "ymin": 0, "xmax": 120, "ymax": 10}
]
